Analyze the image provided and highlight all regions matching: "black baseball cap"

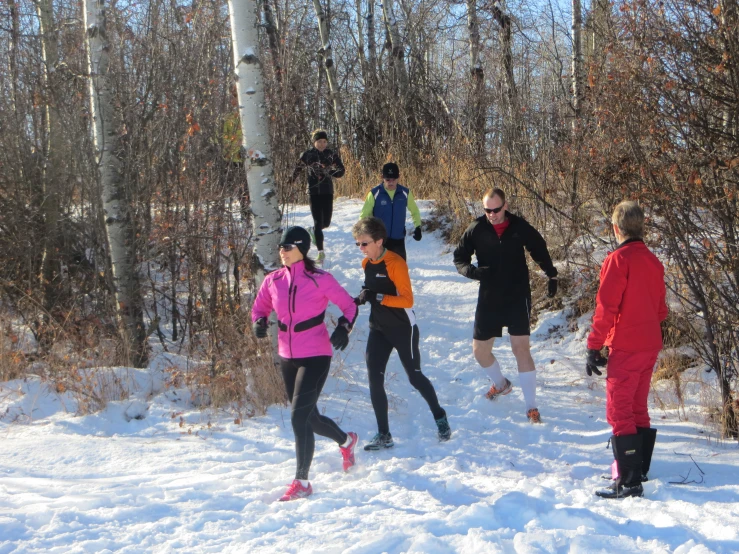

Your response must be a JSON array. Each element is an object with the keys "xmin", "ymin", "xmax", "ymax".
[{"xmin": 382, "ymin": 162, "xmax": 400, "ymax": 179}]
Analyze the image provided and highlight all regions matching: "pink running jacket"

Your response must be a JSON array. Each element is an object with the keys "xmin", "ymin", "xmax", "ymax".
[{"xmin": 252, "ymin": 260, "xmax": 358, "ymax": 359}]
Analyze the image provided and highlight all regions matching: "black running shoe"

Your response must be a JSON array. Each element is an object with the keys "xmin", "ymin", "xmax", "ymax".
[
  {"xmin": 436, "ymin": 415, "xmax": 452, "ymax": 441},
  {"xmin": 364, "ymin": 432, "xmax": 394, "ymax": 451}
]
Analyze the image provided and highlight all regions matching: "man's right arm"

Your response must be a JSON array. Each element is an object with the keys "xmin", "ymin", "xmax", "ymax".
[
  {"xmin": 359, "ymin": 191, "xmax": 375, "ymax": 219},
  {"xmin": 453, "ymin": 224, "xmax": 481, "ymax": 280}
]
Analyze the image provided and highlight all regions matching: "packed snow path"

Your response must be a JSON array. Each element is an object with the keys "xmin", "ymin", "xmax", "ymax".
[{"xmin": 2, "ymin": 198, "xmax": 738, "ymax": 553}]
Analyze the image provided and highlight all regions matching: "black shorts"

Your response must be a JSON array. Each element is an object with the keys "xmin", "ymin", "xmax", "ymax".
[{"xmin": 473, "ymin": 296, "xmax": 531, "ymax": 340}]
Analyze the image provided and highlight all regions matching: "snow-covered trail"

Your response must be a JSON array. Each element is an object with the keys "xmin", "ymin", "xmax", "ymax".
[{"xmin": 2, "ymin": 198, "xmax": 738, "ymax": 554}]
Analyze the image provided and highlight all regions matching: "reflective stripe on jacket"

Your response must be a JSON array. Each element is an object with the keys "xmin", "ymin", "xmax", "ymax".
[
  {"xmin": 371, "ymin": 184, "xmax": 409, "ymax": 240},
  {"xmin": 252, "ymin": 260, "xmax": 357, "ymax": 358}
]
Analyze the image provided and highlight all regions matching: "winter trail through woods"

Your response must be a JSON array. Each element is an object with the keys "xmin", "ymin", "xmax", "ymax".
[{"xmin": 2, "ymin": 199, "xmax": 738, "ymax": 553}]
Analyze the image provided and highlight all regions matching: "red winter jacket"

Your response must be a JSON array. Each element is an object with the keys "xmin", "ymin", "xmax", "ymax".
[{"xmin": 587, "ymin": 239, "xmax": 668, "ymax": 352}]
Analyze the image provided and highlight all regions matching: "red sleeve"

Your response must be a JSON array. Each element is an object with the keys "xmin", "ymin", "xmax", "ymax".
[{"xmin": 587, "ymin": 253, "xmax": 627, "ymax": 350}]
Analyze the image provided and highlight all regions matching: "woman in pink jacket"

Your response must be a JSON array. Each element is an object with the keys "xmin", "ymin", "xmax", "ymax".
[{"xmin": 252, "ymin": 226, "xmax": 359, "ymax": 501}]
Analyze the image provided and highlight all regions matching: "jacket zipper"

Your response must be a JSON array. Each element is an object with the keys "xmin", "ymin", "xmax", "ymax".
[{"xmin": 288, "ymin": 266, "xmax": 295, "ymax": 358}]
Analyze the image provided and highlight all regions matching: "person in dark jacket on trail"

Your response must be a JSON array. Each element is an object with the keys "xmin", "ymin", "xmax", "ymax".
[
  {"xmin": 292, "ymin": 130, "xmax": 345, "ymax": 263},
  {"xmin": 587, "ymin": 201, "xmax": 668, "ymax": 499},
  {"xmin": 353, "ymin": 217, "xmax": 451, "ymax": 449},
  {"xmin": 453, "ymin": 187, "xmax": 558, "ymax": 423},
  {"xmin": 252, "ymin": 226, "xmax": 358, "ymax": 501},
  {"xmin": 359, "ymin": 162, "xmax": 423, "ymax": 261}
]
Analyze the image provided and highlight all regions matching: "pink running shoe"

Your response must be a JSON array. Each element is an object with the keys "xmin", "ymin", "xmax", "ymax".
[
  {"xmin": 340, "ymin": 431, "xmax": 358, "ymax": 471},
  {"xmin": 278, "ymin": 479, "xmax": 313, "ymax": 501}
]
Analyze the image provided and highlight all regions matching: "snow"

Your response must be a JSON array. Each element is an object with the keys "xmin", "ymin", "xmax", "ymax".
[{"xmin": 2, "ymin": 198, "xmax": 739, "ymax": 553}]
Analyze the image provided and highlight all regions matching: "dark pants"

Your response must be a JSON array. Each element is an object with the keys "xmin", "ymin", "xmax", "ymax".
[
  {"xmin": 280, "ymin": 356, "xmax": 347, "ymax": 480},
  {"xmin": 384, "ymin": 237, "xmax": 407, "ymax": 261},
  {"xmin": 309, "ymin": 194, "xmax": 334, "ymax": 251},
  {"xmin": 365, "ymin": 325, "xmax": 445, "ymax": 435}
]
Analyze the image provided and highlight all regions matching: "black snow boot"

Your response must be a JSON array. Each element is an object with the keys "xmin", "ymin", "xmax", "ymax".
[
  {"xmin": 595, "ymin": 434, "xmax": 644, "ymax": 499},
  {"xmin": 637, "ymin": 427, "xmax": 657, "ymax": 482}
]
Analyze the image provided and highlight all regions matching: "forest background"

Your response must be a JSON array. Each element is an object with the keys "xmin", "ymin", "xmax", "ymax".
[{"xmin": 0, "ymin": 0, "xmax": 737, "ymax": 438}]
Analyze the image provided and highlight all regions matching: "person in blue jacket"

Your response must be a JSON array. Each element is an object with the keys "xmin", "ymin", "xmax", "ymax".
[{"xmin": 359, "ymin": 162, "xmax": 422, "ymax": 260}]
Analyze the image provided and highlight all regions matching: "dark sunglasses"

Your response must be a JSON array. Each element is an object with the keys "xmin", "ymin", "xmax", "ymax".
[
  {"xmin": 484, "ymin": 205, "xmax": 504, "ymax": 214},
  {"xmin": 355, "ymin": 241, "xmax": 373, "ymax": 247},
  {"xmin": 279, "ymin": 244, "xmax": 298, "ymax": 252}
]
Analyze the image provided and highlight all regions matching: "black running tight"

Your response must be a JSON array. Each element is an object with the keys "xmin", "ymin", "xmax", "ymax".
[
  {"xmin": 309, "ymin": 194, "xmax": 333, "ymax": 251},
  {"xmin": 365, "ymin": 325, "xmax": 445, "ymax": 435},
  {"xmin": 280, "ymin": 356, "xmax": 347, "ymax": 480}
]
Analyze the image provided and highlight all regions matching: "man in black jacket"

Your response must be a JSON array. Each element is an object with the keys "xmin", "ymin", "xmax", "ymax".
[
  {"xmin": 453, "ymin": 188, "xmax": 558, "ymax": 423},
  {"xmin": 292, "ymin": 129, "xmax": 345, "ymax": 263}
]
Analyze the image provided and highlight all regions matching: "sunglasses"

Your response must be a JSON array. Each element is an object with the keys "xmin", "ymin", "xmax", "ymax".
[
  {"xmin": 484, "ymin": 205, "xmax": 504, "ymax": 214},
  {"xmin": 279, "ymin": 244, "xmax": 298, "ymax": 252},
  {"xmin": 355, "ymin": 241, "xmax": 373, "ymax": 247}
]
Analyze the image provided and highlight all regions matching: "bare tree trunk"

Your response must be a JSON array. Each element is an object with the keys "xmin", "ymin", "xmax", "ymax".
[
  {"xmin": 491, "ymin": 3, "xmax": 529, "ymax": 165},
  {"xmin": 261, "ymin": 0, "xmax": 282, "ymax": 83},
  {"xmin": 84, "ymin": 0, "xmax": 148, "ymax": 367},
  {"xmin": 227, "ymin": 0, "xmax": 282, "ymax": 276},
  {"xmin": 8, "ymin": 0, "xmax": 20, "ymax": 112},
  {"xmin": 366, "ymin": 0, "xmax": 377, "ymax": 79},
  {"xmin": 570, "ymin": 0, "xmax": 583, "ymax": 204},
  {"xmin": 312, "ymin": 0, "xmax": 350, "ymax": 145},
  {"xmin": 381, "ymin": 0, "xmax": 409, "ymax": 94},
  {"xmin": 34, "ymin": 0, "xmax": 63, "ymax": 318},
  {"xmin": 467, "ymin": 0, "xmax": 485, "ymax": 152}
]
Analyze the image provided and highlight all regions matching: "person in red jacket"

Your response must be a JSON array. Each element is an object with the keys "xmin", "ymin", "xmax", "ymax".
[{"xmin": 587, "ymin": 201, "xmax": 668, "ymax": 499}]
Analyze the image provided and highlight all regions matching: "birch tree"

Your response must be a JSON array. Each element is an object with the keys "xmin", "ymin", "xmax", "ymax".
[
  {"xmin": 227, "ymin": 0, "xmax": 282, "ymax": 277},
  {"xmin": 84, "ymin": 0, "xmax": 148, "ymax": 367},
  {"xmin": 312, "ymin": 0, "xmax": 350, "ymax": 145}
]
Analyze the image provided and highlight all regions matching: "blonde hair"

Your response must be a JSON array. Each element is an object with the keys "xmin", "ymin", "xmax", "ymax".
[
  {"xmin": 612, "ymin": 201, "xmax": 644, "ymax": 239},
  {"xmin": 483, "ymin": 187, "xmax": 506, "ymax": 204}
]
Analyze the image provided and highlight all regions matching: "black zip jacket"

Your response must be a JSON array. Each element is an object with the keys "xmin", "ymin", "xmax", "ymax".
[
  {"xmin": 453, "ymin": 212, "xmax": 557, "ymax": 307},
  {"xmin": 292, "ymin": 147, "xmax": 345, "ymax": 196}
]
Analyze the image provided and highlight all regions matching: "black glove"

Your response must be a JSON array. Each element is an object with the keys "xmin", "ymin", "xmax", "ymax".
[
  {"xmin": 413, "ymin": 226, "xmax": 422, "ymax": 241},
  {"xmin": 474, "ymin": 266, "xmax": 492, "ymax": 281},
  {"xmin": 547, "ymin": 278, "xmax": 558, "ymax": 298},
  {"xmin": 586, "ymin": 348, "xmax": 607, "ymax": 376},
  {"xmin": 330, "ymin": 317, "xmax": 351, "ymax": 351},
  {"xmin": 253, "ymin": 317, "xmax": 268, "ymax": 339},
  {"xmin": 356, "ymin": 288, "xmax": 381, "ymax": 305}
]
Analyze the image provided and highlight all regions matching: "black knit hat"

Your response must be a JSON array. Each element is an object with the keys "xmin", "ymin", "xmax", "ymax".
[
  {"xmin": 312, "ymin": 129, "xmax": 328, "ymax": 142},
  {"xmin": 279, "ymin": 226, "xmax": 311, "ymax": 257},
  {"xmin": 382, "ymin": 162, "xmax": 400, "ymax": 179}
]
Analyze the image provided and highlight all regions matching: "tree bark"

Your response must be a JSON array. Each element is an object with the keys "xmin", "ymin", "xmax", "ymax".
[
  {"xmin": 491, "ymin": 3, "xmax": 529, "ymax": 164},
  {"xmin": 84, "ymin": 0, "xmax": 148, "ymax": 367},
  {"xmin": 312, "ymin": 0, "xmax": 350, "ymax": 146},
  {"xmin": 366, "ymin": 0, "xmax": 377, "ymax": 79},
  {"xmin": 381, "ymin": 0, "xmax": 409, "ymax": 95},
  {"xmin": 226, "ymin": 0, "xmax": 282, "ymax": 276},
  {"xmin": 467, "ymin": 0, "xmax": 485, "ymax": 152},
  {"xmin": 34, "ymin": 0, "xmax": 63, "ymax": 317}
]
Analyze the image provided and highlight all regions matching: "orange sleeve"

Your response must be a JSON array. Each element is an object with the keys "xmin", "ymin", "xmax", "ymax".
[
  {"xmin": 361, "ymin": 258, "xmax": 368, "ymax": 271},
  {"xmin": 381, "ymin": 251, "xmax": 414, "ymax": 308}
]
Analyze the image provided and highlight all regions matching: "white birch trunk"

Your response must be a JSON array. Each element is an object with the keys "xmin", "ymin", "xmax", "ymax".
[
  {"xmin": 312, "ymin": 0, "xmax": 350, "ymax": 146},
  {"xmin": 227, "ymin": 0, "xmax": 282, "ymax": 277},
  {"xmin": 84, "ymin": 0, "xmax": 148, "ymax": 367},
  {"xmin": 366, "ymin": 0, "xmax": 377, "ymax": 79}
]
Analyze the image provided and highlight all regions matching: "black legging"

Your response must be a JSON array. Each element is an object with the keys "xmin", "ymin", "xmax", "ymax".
[
  {"xmin": 365, "ymin": 325, "xmax": 445, "ymax": 435},
  {"xmin": 309, "ymin": 194, "xmax": 333, "ymax": 251},
  {"xmin": 280, "ymin": 356, "xmax": 347, "ymax": 480},
  {"xmin": 384, "ymin": 237, "xmax": 407, "ymax": 261}
]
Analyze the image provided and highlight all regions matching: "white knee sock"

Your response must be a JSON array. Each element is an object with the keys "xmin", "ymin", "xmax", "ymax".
[
  {"xmin": 340, "ymin": 435, "xmax": 352, "ymax": 448},
  {"xmin": 299, "ymin": 479, "xmax": 310, "ymax": 487},
  {"xmin": 483, "ymin": 360, "xmax": 506, "ymax": 389},
  {"xmin": 519, "ymin": 370, "xmax": 537, "ymax": 410}
]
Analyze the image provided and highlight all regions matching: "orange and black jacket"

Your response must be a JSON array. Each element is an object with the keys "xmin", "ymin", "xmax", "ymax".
[{"xmin": 361, "ymin": 249, "xmax": 416, "ymax": 330}]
